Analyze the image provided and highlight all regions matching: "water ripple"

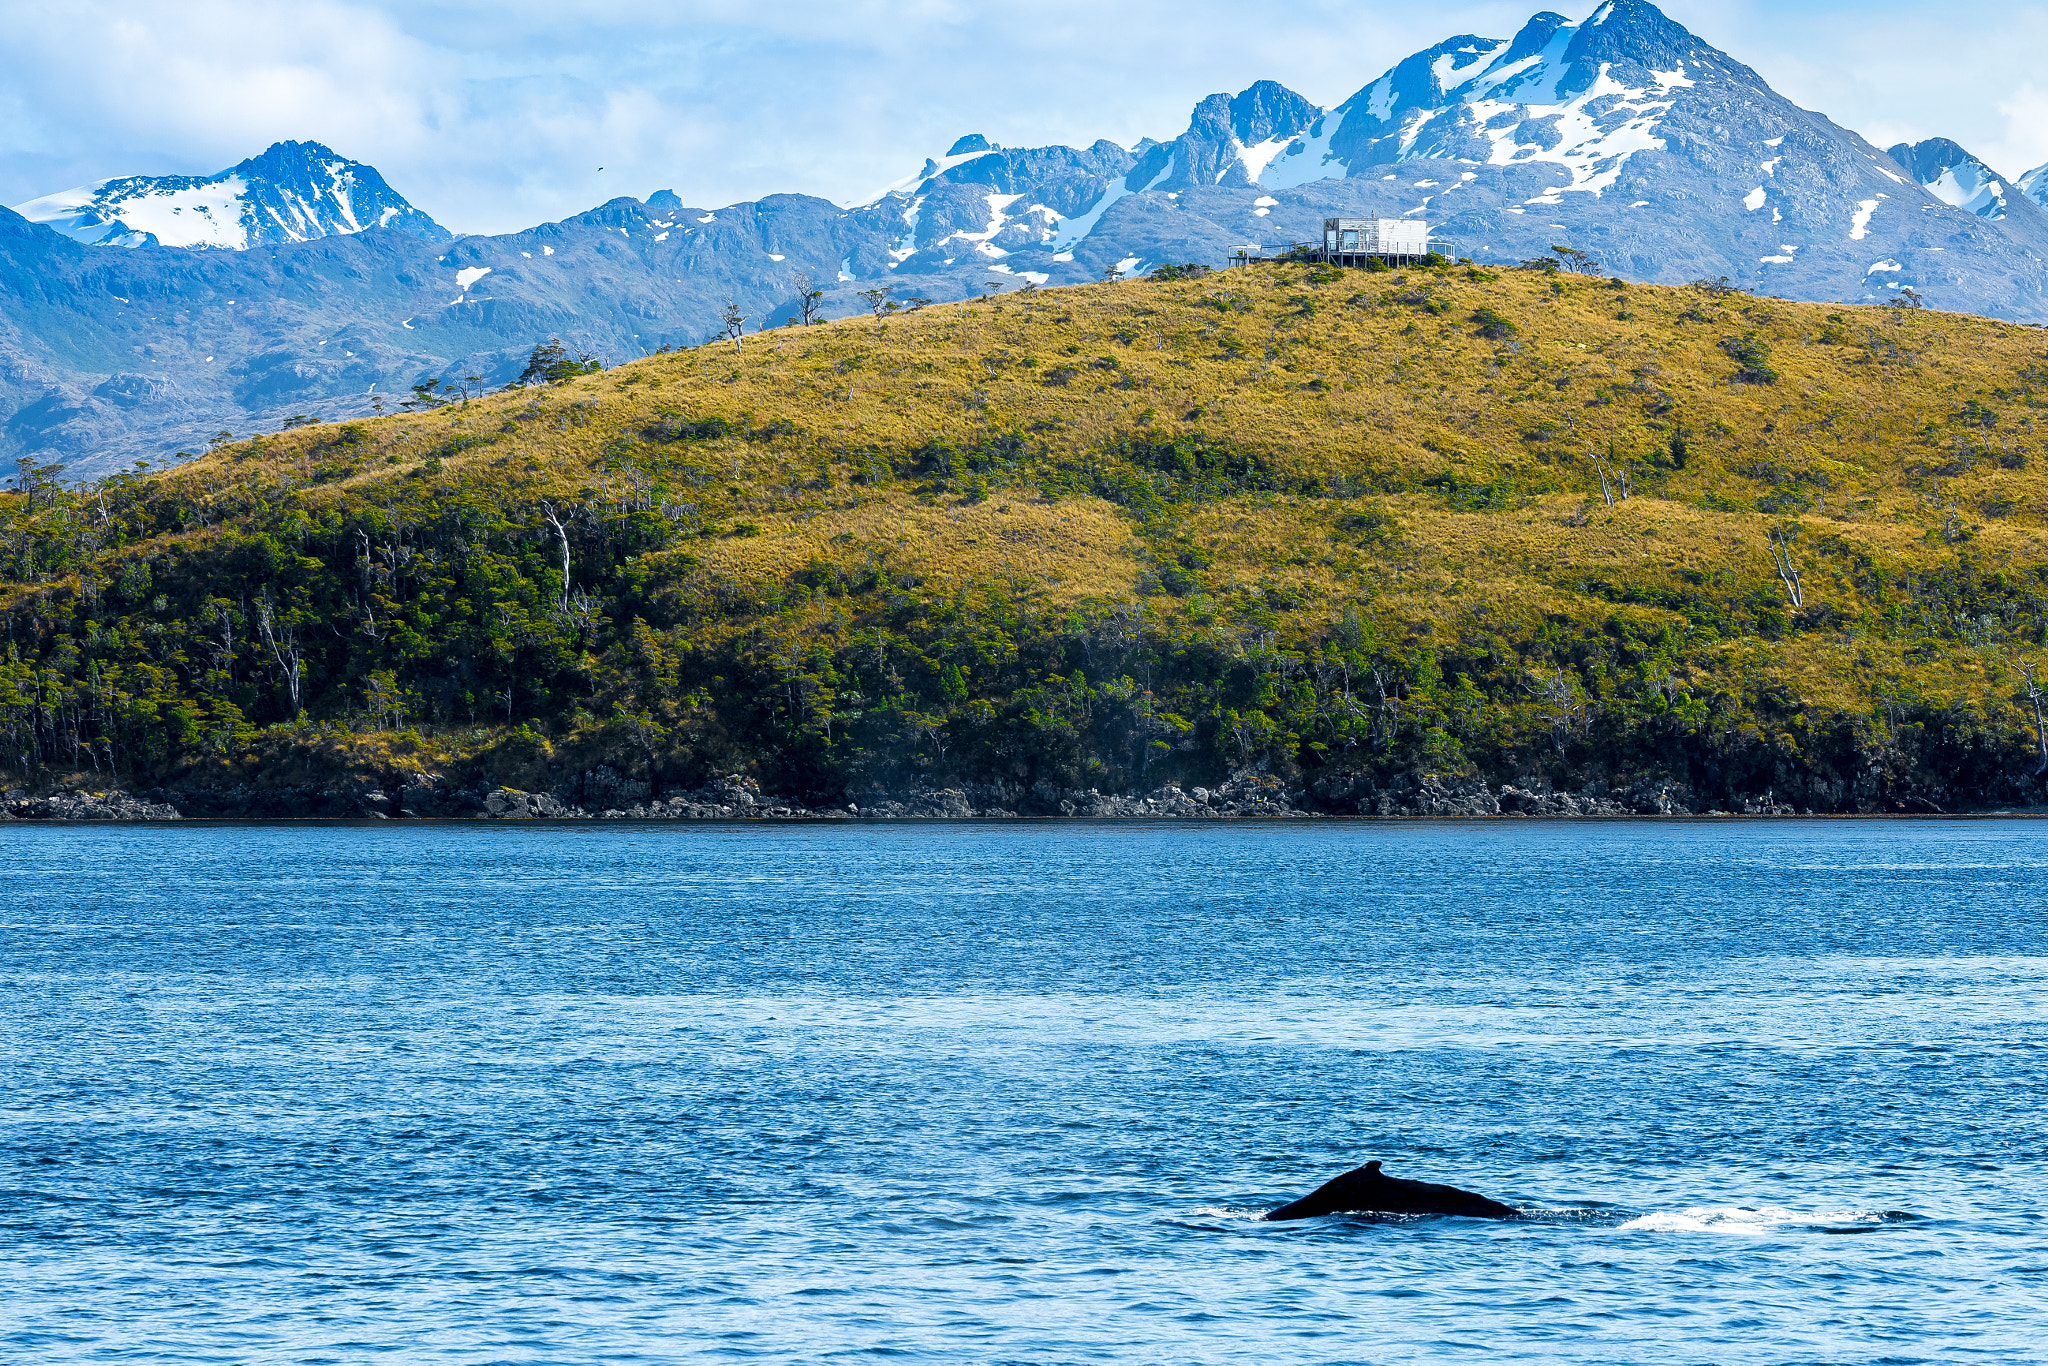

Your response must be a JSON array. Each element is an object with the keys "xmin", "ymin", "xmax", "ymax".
[{"xmin": 2, "ymin": 820, "xmax": 2045, "ymax": 1363}]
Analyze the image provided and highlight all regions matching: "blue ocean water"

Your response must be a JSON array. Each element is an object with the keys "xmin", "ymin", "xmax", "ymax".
[{"xmin": 2, "ymin": 820, "xmax": 2045, "ymax": 1364}]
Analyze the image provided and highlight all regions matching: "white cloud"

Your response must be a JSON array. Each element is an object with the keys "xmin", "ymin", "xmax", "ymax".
[
  {"xmin": 1991, "ymin": 81, "xmax": 2048, "ymax": 181},
  {"xmin": 1678, "ymin": 0, "xmax": 2048, "ymax": 180}
]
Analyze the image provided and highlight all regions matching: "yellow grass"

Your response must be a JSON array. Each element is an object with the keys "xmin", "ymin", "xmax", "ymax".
[{"xmin": 145, "ymin": 263, "xmax": 2048, "ymax": 714}]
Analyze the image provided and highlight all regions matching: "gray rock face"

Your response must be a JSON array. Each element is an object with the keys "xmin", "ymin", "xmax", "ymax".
[
  {"xmin": 12, "ymin": 0, "xmax": 2048, "ymax": 477},
  {"xmin": 5, "ymin": 790, "xmax": 180, "ymax": 820},
  {"xmin": 482, "ymin": 788, "xmax": 569, "ymax": 820}
]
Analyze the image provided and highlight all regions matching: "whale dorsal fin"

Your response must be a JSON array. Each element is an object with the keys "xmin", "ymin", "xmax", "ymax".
[{"xmin": 1364, "ymin": 1160, "xmax": 1383, "ymax": 1176}]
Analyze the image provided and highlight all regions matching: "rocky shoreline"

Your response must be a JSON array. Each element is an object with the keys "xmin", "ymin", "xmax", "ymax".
[{"xmin": 0, "ymin": 768, "xmax": 2000, "ymax": 822}]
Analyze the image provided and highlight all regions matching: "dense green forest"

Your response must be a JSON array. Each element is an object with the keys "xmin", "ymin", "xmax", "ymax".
[{"xmin": 6, "ymin": 262, "xmax": 2048, "ymax": 814}]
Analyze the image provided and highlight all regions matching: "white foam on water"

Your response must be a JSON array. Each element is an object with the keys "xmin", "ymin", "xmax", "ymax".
[
  {"xmin": 1619, "ymin": 1204, "xmax": 1894, "ymax": 1233},
  {"xmin": 1188, "ymin": 1205, "xmax": 1269, "ymax": 1222}
]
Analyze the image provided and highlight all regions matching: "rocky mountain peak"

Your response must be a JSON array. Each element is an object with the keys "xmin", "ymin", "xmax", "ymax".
[
  {"xmin": 2023, "ymin": 159, "xmax": 2048, "ymax": 210},
  {"xmin": 10, "ymin": 140, "xmax": 450, "ymax": 251},
  {"xmin": 1887, "ymin": 138, "xmax": 2013, "ymax": 218}
]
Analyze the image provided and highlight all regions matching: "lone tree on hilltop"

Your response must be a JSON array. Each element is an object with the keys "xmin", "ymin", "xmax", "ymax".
[
  {"xmin": 402, "ymin": 379, "xmax": 447, "ymax": 410},
  {"xmin": 790, "ymin": 269, "xmax": 824, "ymax": 326},
  {"xmin": 857, "ymin": 286, "xmax": 898, "ymax": 319},
  {"xmin": 517, "ymin": 338, "xmax": 600, "ymax": 385},
  {"xmin": 1551, "ymin": 244, "xmax": 1600, "ymax": 273},
  {"xmin": 722, "ymin": 300, "xmax": 746, "ymax": 353}
]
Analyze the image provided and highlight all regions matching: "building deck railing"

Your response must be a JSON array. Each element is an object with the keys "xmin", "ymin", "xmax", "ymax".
[{"xmin": 1227, "ymin": 240, "xmax": 1454, "ymax": 268}]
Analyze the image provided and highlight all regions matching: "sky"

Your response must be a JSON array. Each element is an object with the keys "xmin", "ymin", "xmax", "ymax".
[{"xmin": 4, "ymin": 0, "xmax": 2047, "ymax": 236}]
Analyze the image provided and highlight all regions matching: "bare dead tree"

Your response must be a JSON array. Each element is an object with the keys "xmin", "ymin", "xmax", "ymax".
[
  {"xmin": 790, "ymin": 269, "xmax": 824, "ymax": 326},
  {"xmin": 540, "ymin": 500, "xmax": 572, "ymax": 608},
  {"xmin": 1589, "ymin": 446, "xmax": 1631, "ymax": 507},
  {"xmin": 1091, "ymin": 601, "xmax": 1145, "ymax": 662},
  {"xmin": 1525, "ymin": 667, "xmax": 1586, "ymax": 756},
  {"xmin": 560, "ymin": 584, "xmax": 604, "ymax": 641},
  {"xmin": 2018, "ymin": 655, "xmax": 2048, "ymax": 774},
  {"xmin": 906, "ymin": 709, "xmax": 951, "ymax": 767},
  {"xmin": 254, "ymin": 587, "xmax": 304, "ymax": 717},
  {"xmin": 1767, "ymin": 526, "xmax": 1804, "ymax": 609},
  {"xmin": 200, "ymin": 598, "xmax": 237, "ymax": 687},
  {"xmin": 721, "ymin": 300, "xmax": 746, "ymax": 353},
  {"xmin": 1369, "ymin": 667, "xmax": 1403, "ymax": 750}
]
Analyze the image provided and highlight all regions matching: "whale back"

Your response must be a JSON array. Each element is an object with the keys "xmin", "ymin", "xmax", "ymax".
[{"xmin": 1263, "ymin": 1160, "xmax": 1516, "ymax": 1221}]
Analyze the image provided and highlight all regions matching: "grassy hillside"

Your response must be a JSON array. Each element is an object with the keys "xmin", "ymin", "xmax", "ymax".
[{"xmin": 7, "ymin": 260, "xmax": 2048, "ymax": 812}]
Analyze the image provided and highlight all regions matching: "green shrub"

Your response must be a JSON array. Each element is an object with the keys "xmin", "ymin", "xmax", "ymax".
[
  {"xmin": 1720, "ymin": 332, "xmax": 1779, "ymax": 384},
  {"xmin": 1471, "ymin": 306, "xmax": 1519, "ymax": 340}
]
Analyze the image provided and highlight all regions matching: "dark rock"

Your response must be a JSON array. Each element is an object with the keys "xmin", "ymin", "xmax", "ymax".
[
  {"xmin": 397, "ymin": 772, "xmax": 482, "ymax": 817},
  {"xmin": 7, "ymin": 790, "xmax": 180, "ymax": 820},
  {"xmin": 482, "ymin": 788, "xmax": 570, "ymax": 819}
]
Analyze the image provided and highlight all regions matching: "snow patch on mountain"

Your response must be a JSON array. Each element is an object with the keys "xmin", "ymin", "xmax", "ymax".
[
  {"xmin": 1464, "ymin": 58, "xmax": 1679, "ymax": 201},
  {"xmin": 2023, "ymin": 160, "xmax": 2048, "ymax": 210},
  {"xmin": 11, "ymin": 141, "xmax": 450, "ymax": 250},
  {"xmin": 892, "ymin": 196, "xmax": 924, "ymax": 261},
  {"xmin": 17, "ymin": 176, "xmax": 253, "ymax": 248},
  {"xmin": 1257, "ymin": 117, "xmax": 1342, "ymax": 189},
  {"xmin": 1047, "ymin": 161, "xmax": 1173, "ymax": 251},
  {"xmin": 944, "ymin": 193, "xmax": 1024, "ymax": 258},
  {"xmin": 858, "ymin": 136, "xmax": 1004, "ymax": 208},
  {"xmin": 1236, "ymin": 135, "xmax": 1296, "ymax": 182},
  {"xmin": 1930, "ymin": 165, "xmax": 2006, "ymax": 217}
]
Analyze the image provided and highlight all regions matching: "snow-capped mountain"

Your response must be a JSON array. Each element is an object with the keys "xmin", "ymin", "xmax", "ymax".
[
  {"xmin": 2021, "ymin": 159, "xmax": 2048, "ymax": 211},
  {"xmin": 1268, "ymin": 9, "xmax": 1697, "ymax": 199},
  {"xmin": 11, "ymin": 141, "xmax": 450, "ymax": 250},
  {"xmin": 869, "ymin": 1, "xmax": 1758, "ymax": 268},
  {"xmin": 1886, "ymin": 138, "xmax": 2025, "ymax": 219},
  {"xmin": 859, "ymin": 0, "xmax": 2048, "ymax": 313},
  {"xmin": 9, "ymin": 0, "xmax": 2048, "ymax": 478}
]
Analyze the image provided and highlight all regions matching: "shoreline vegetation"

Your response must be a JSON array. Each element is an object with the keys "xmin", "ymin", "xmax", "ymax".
[{"xmin": 8, "ymin": 261, "xmax": 2048, "ymax": 821}]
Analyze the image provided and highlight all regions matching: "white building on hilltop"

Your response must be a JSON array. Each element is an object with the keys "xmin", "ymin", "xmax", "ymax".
[{"xmin": 1319, "ymin": 217, "xmax": 1444, "ymax": 265}]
